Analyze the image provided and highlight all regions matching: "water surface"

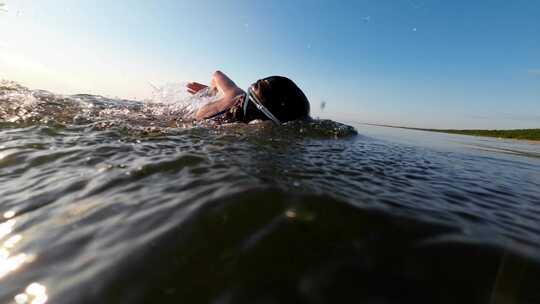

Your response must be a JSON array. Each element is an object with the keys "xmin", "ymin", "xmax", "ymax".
[{"xmin": 1, "ymin": 82, "xmax": 540, "ymax": 303}]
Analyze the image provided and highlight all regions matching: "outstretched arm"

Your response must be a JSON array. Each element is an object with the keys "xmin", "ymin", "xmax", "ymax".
[
  {"xmin": 211, "ymin": 70, "xmax": 243, "ymax": 96},
  {"xmin": 187, "ymin": 71, "xmax": 242, "ymax": 96},
  {"xmin": 194, "ymin": 71, "xmax": 244, "ymax": 120}
]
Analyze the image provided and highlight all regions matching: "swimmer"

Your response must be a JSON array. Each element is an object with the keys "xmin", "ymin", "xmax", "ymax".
[{"xmin": 186, "ymin": 71, "xmax": 310, "ymax": 124}]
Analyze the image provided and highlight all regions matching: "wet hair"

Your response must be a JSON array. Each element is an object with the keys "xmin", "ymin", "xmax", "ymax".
[{"xmin": 257, "ymin": 76, "xmax": 310, "ymax": 123}]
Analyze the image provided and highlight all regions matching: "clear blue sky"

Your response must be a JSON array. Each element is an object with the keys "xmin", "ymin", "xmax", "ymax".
[{"xmin": 1, "ymin": 0, "xmax": 539, "ymax": 129}]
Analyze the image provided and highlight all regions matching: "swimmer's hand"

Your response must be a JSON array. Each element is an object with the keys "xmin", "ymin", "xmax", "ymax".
[{"xmin": 186, "ymin": 82, "xmax": 208, "ymax": 95}]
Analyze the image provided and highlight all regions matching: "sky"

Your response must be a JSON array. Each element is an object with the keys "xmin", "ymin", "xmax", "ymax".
[{"xmin": 0, "ymin": 0, "xmax": 539, "ymax": 129}]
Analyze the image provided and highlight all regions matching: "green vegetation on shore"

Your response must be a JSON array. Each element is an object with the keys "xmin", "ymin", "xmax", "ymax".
[
  {"xmin": 369, "ymin": 124, "xmax": 540, "ymax": 141},
  {"xmin": 424, "ymin": 128, "xmax": 540, "ymax": 141}
]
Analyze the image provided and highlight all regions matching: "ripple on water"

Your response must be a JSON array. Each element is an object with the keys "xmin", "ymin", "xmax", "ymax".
[{"xmin": 1, "ymin": 81, "xmax": 540, "ymax": 303}]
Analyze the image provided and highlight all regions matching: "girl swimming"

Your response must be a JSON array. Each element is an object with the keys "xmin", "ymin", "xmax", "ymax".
[{"xmin": 187, "ymin": 71, "xmax": 310, "ymax": 124}]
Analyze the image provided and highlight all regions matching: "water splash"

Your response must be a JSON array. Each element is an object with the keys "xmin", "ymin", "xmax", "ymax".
[
  {"xmin": 0, "ymin": 80, "xmax": 357, "ymax": 138},
  {"xmin": 147, "ymin": 82, "xmax": 222, "ymax": 118},
  {"xmin": 0, "ymin": 81, "xmax": 217, "ymax": 128}
]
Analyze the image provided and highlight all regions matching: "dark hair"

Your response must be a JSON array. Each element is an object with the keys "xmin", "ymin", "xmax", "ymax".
[{"xmin": 258, "ymin": 76, "xmax": 310, "ymax": 123}]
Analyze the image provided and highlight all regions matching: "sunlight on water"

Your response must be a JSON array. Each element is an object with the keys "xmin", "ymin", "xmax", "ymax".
[
  {"xmin": 0, "ymin": 252, "xmax": 28, "ymax": 279},
  {"xmin": 14, "ymin": 283, "xmax": 48, "ymax": 304},
  {"xmin": 0, "ymin": 219, "xmax": 35, "ymax": 280},
  {"xmin": 3, "ymin": 211, "xmax": 16, "ymax": 219},
  {"xmin": 0, "ymin": 222, "xmax": 39, "ymax": 303},
  {"xmin": 4, "ymin": 234, "xmax": 22, "ymax": 249},
  {"xmin": 0, "ymin": 220, "xmax": 15, "ymax": 239}
]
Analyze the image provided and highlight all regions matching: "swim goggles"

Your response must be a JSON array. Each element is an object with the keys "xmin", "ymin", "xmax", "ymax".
[{"xmin": 243, "ymin": 86, "xmax": 281, "ymax": 125}]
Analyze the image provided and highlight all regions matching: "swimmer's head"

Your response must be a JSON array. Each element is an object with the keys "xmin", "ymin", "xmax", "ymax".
[{"xmin": 247, "ymin": 76, "xmax": 310, "ymax": 123}]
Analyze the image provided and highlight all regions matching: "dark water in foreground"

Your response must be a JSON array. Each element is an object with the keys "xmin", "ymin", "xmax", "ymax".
[{"xmin": 1, "ymin": 81, "xmax": 540, "ymax": 304}]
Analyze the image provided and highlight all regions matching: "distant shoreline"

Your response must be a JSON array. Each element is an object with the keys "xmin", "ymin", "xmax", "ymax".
[{"xmin": 365, "ymin": 124, "xmax": 540, "ymax": 142}]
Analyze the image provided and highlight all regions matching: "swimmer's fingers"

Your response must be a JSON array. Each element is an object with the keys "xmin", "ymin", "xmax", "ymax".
[
  {"xmin": 186, "ymin": 82, "xmax": 208, "ymax": 95},
  {"xmin": 186, "ymin": 82, "xmax": 204, "ymax": 94}
]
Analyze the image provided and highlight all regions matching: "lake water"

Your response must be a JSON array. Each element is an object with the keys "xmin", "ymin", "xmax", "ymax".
[{"xmin": 1, "ymin": 81, "xmax": 540, "ymax": 304}]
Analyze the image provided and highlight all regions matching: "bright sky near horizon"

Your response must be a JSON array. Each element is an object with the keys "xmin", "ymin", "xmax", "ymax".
[{"xmin": 0, "ymin": 0, "xmax": 539, "ymax": 129}]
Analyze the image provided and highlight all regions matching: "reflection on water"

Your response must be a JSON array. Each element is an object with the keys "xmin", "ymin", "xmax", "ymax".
[
  {"xmin": 14, "ymin": 283, "xmax": 48, "ymax": 304},
  {"xmin": 0, "ymin": 218, "xmax": 35, "ymax": 280},
  {"xmin": 0, "ymin": 220, "xmax": 15, "ymax": 239},
  {"xmin": 0, "ymin": 219, "xmax": 34, "ymax": 281},
  {"xmin": 4, "ymin": 211, "xmax": 16, "ymax": 219},
  {"xmin": 1, "ymin": 82, "xmax": 540, "ymax": 303}
]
